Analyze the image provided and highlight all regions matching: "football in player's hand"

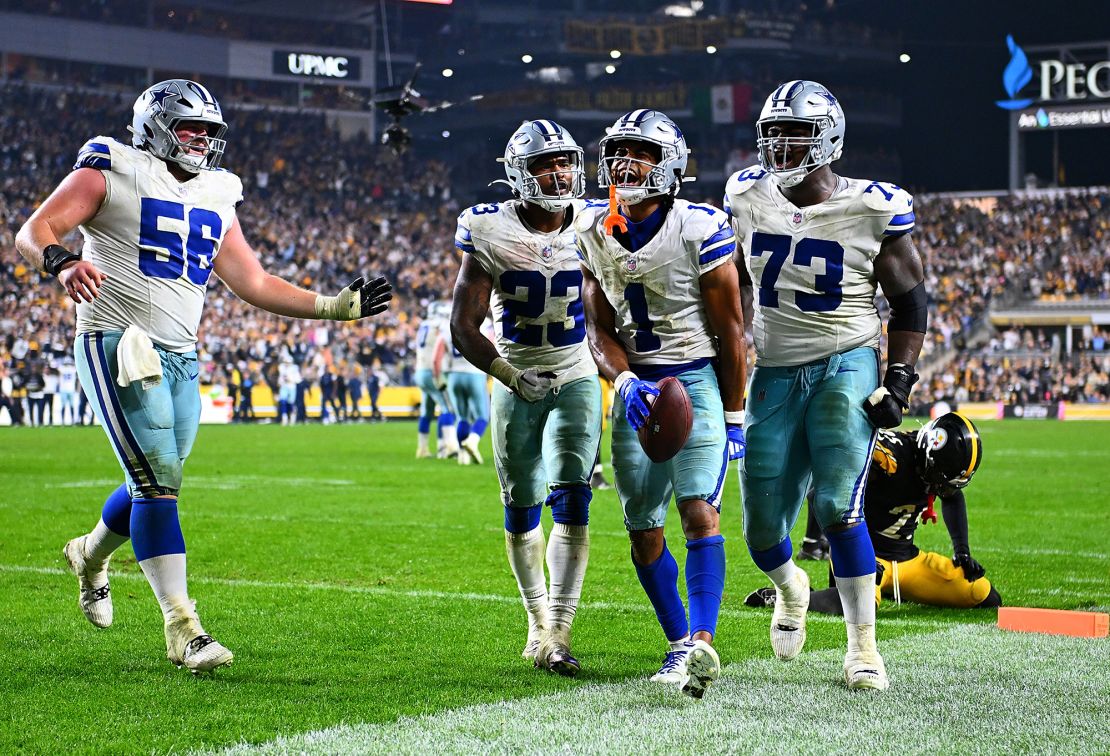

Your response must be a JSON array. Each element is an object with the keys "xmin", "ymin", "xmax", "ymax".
[{"xmin": 637, "ymin": 376, "xmax": 693, "ymax": 463}]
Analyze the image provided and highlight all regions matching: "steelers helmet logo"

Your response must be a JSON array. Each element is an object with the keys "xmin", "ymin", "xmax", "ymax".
[{"xmin": 926, "ymin": 428, "xmax": 949, "ymax": 451}]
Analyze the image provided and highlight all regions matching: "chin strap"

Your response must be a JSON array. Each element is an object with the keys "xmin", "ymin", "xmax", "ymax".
[{"xmin": 603, "ymin": 184, "xmax": 627, "ymax": 236}]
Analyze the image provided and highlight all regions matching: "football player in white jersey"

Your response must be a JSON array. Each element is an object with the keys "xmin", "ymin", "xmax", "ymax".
[
  {"xmin": 435, "ymin": 315, "xmax": 493, "ymax": 465},
  {"xmin": 15, "ymin": 80, "xmax": 392, "ymax": 674},
  {"xmin": 578, "ymin": 110, "xmax": 747, "ymax": 699},
  {"xmin": 724, "ymin": 80, "xmax": 927, "ymax": 692},
  {"xmin": 450, "ymin": 119, "xmax": 601, "ymax": 675},
  {"xmin": 413, "ymin": 300, "xmax": 458, "ymax": 459}
]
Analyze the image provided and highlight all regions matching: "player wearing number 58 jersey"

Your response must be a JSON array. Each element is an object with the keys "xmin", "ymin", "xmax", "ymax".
[
  {"xmin": 724, "ymin": 80, "xmax": 928, "ymax": 692},
  {"xmin": 450, "ymin": 120, "xmax": 601, "ymax": 676},
  {"xmin": 16, "ymin": 79, "xmax": 392, "ymax": 674},
  {"xmin": 578, "ymin": 109, "xmax": 748, "ymax": 700}
]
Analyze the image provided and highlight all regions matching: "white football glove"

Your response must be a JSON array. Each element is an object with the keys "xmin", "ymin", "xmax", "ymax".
[
  {"xmin": 490, "ymin": 357, "xmax": 554, "ymax": 402},
  {"xmin": 314, "ymin": 276, "xmax": 393, "ymax": 321}
]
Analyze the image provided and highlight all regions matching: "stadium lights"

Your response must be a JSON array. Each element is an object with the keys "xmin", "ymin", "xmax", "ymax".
[
  {"xmin": 706, "ymin": 45, "xmax": 717, "ymax": 54},
  {"xmin": 899, "ymin": 53, "xmax": 911, "ymax": 63},
  {"xmin": 441, "ymin": 68, "xmax": 454, "ymax": 77},
  {"xmin": 610, "ymin": 50, "xmax": 622, "ymax": 59},
  {"xmin": 605, "ymin": 64, "xmax": 617, "ymax": 74},
  {"xmin": 521, "ymin": 54, "xmax": 533, "ymax": 64},
  {"xmin": 442, "ymin": 130, "xmax": 451, "ymax": 138}
]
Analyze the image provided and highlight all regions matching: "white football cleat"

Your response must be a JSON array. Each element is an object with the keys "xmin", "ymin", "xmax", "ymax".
[
  {"xmin": 770, "ymin": 568, "xmax": 809, "ymax": 660},
  {"xmin": 845, "ymin": 649, "xmax": 889, "ymax": 691},
  {"xmin": 461, "ymin": 435, "xmax": 484, "ymax": 465},
  {"xmin": 649, "ymin": 648, "xmax": 689, "ymax": 686},
  {"xmin": 680, "ymin": 640, "xmax": 720, "ymax": 699},
  {"xmin": 437, "ymin": 443, "xmax": 460, "ymax": 460},
  {"xmin": 415, "ymin": 447, "xmax": 432, "ymax": 459},
  {"xmin": 63, "ymin": 535, "xmax": 113, "ymax": 628},
  {"xmin": 164, "ymin": 603, "xmax": 233, "ymax": 674},
  {"xmin": 522, "ymin": 621, "xmax": 544, "ymax": 661}
]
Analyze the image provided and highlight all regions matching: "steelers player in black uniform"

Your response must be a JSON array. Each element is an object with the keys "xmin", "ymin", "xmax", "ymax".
[{"xmin": 746, "ymin": 412, "xmax": 1001, "ymax": 613}]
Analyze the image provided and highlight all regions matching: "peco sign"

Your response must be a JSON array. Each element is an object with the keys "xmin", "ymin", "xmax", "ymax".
[
  {"xmin": 273, "ymin": 50, "xmax": 362, "ymax": 81},
  {"xmin": 996, "ymin": 35, "xmax": 1110, "ymax": 111}
]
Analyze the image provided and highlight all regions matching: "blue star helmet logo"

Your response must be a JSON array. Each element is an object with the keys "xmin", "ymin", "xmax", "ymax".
[{"xmin": 148, "ymin": 84, "xmax": 178, "ymax": 111}]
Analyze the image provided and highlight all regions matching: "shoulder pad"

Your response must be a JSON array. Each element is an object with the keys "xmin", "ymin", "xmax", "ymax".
[
  {"xmin": 573, "ymin": 203, "xmax": 604, "ymax": 234},
  {"xmin": 860, "ymin": 181, "xmax": 913, "ymax": 215},
  {"xmin": 724, "ymin": 165, "xmax": 769, "ymax": 198},
  {"xmin": 73, "ymin": 137, "xmax": 113, "ymax": 172}
]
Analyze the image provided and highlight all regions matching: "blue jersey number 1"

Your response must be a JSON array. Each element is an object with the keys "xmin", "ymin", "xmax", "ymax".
[{"xmin": 623, "ymin": 282, "xmax": 661, "ymax": 352}]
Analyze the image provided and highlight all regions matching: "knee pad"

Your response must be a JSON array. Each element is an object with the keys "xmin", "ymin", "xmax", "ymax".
[{"xmin": 546, "ymin": 485, "xmax": 591, "ymax": 526}]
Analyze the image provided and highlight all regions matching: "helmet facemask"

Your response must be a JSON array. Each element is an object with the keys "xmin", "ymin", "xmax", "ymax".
[
  {"xmin": 598, "ymin": 139, "xmax": 673, "ymax": 205},
  {"xmin": 509, "ymin": 148, "xmax": 585, "ymax": 212},
  {"xmin": 756, "ymin": 117, "xmax": 837, "ymax": 188}
]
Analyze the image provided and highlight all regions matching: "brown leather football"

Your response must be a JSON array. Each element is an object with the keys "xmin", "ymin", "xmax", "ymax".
[{"xmin": 637, "ymin": 376, "xmax": 693, "ymax": 463}]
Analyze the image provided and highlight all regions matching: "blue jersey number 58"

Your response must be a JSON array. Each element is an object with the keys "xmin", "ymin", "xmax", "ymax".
[{"xmin": 139, "ymin": 198, "xmax": 223, "ymax": 285}]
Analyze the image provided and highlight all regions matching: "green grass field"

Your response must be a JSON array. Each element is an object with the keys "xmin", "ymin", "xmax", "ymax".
[{"xmin": 1, "ymin": 420, "xmax": 1107, "ymax": 754}]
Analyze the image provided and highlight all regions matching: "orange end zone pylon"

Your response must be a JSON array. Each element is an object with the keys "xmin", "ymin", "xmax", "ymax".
[{"xmin": 998, "ymin": 607, "xmax": 1109, "ymax": 638}]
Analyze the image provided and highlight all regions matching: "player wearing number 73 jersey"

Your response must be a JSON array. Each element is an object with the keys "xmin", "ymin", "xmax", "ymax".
[
  {"xmin": 724, "ymin": 79, "xmax": 928, "ymax": 692},
  {"xmin": 15, "ymin": 79, "xmax": 392, "ymax": 674},
  {"xmin": 450, "ymin": 120, "xmax": 602, "ymax": 677}
]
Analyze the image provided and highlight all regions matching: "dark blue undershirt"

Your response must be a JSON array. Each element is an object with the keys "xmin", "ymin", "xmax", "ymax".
[{"xmin": 614, "ymin": 203, "xmax": 667, "ymax": 253}]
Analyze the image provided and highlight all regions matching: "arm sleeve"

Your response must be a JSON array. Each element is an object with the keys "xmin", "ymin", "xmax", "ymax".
[{"xmin": 940, "ymin": 489, "xmax": 971, "ymax": 554}]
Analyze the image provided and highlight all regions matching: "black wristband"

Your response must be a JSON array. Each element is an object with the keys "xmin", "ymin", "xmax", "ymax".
[
  {"xmin": 883, "ymin": 363, "xmax": 918, "ymax": 408},
  {"xmin": 43, "ymin": 244, "xmax": 82, "ymax": 277}
]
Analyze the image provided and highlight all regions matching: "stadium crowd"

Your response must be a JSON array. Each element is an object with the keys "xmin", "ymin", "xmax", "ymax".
[{"xmin": 2, "ymin": 82, "xmax": 1109, "ymax": 424}]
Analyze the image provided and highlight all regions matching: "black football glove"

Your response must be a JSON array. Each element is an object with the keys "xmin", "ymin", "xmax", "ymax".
[
  {"xmin": 314, "ymin": 276, "xmax": 393, "ymax": 320},
  {"xmin": 953, "ymin": 552, "xmax": 986, "ymax": 582},
  {"xmin": 863, "ymin": 363, "xmax": 918, "ymax": 429}
]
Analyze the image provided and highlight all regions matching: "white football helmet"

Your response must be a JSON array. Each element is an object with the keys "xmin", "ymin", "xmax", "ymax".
[
  {"xmin": 756, "ymin": 80, "xmax": 845, "ymax": 188},
  {"xmin": 497, "ymin": 120, "xmax": 584, "ymax": 212},
  {"xmin": 129, "ymin": 79, "xmax": 228, "ymax": 173},
  {"xmin": 598, "ymin": 109, "xmax": 689, "ymax": 204}
]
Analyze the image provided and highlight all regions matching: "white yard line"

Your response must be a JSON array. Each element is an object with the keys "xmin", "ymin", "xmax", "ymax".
[{"xmin": 210, "ymin": 623, "xmax": 1110, "ymax": 755}]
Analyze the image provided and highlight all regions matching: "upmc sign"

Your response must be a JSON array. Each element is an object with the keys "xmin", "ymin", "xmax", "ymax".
[
  {"xmin": 273, "ymin": 50, "xmax": 362, "ymax": 81},
  {"xmin": 996, "ymin": 35, "xmax": 1110, "ymax": 110}
]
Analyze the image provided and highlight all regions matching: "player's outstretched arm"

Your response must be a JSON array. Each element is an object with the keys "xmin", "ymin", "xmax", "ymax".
[
  {"xmin": 940, "ymin": 490, "xmax": 986, "ymax": 580},
  {"xmin": 866, "ymin": 233, "xmax": 927, "ymax": 428},
  {"xmin": 702, "ymin": 259, "xmax": 747, "ymax": 459},
  {"xmin": 214, "ymin": 217, "xmax": 391, "ymax": 320},
  {"xmin": 16, "ymin": 168, "xmax": 109, "ymax": 303}
]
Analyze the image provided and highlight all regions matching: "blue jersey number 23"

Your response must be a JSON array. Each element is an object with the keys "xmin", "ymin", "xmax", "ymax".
[
  {"xmin": 139, "ymin": 198, "xmax": 223, "ymax": 285},
  {"xmin": 750, "ymin": 232, "xmax": 844, "ymax": 313},
  {"xmin": 499, "ymin": 269, "xmax": 585, "ymax": 348}
]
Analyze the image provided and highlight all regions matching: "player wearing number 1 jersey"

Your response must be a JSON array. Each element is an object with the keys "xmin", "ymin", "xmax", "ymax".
[
  {"xmin": 450, "ymin": 120, "xmax": 601, "ymax": 676},
  {"xmin": 578, "ymin": 110, "xmax": 747, "ymax": 699},
  {"xmin": 724, "ymin": 80, "xmax": 928, "ymax": 691},
  {"xmin": 16, "ymin": 79, "xmax": 392, "ymax": 674}
]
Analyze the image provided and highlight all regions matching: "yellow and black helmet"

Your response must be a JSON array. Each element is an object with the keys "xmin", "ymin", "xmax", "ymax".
[{"xmin": 915, "ymin": 412, "xmax": 983, "ymax": 493}]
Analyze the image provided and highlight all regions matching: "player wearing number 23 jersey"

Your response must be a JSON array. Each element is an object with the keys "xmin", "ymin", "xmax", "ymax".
[
  {"xmin": 450, "ymin": 120, "xmax": 601, "ymax": 677},
  {"xmin": 725, "ymin": 80, "xmax": 928, "ymax": 692},
  {"xmin": 16, "ymin": 79, "xmax": 392, "ymax": 675}
]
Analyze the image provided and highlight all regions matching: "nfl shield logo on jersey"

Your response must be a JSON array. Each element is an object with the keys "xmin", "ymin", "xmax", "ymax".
[
  {"xmin": 627, "ymin": 256, "xmax": 638, "ymax": 272},
  {"xmin": 541, "ymin": 245, "xmax": 553, "ymax": 261},
  {"xmin": 792, "ymin": 211, "xmax": 803, "ymax": 226}
]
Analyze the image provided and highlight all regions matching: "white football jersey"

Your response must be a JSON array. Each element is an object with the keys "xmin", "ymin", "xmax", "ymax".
[
  {"xmin": 456, "ymin": 199, "xmax": 597, "ymax": 386},
  {"xmin": 73, "ymin": 136, "xmax": 243, "ymax": 353},
  {"xmin": 724, "ymin": 165, "xmax": 915, "ymax": 367},
  {"xmin": 439, "ymin": 314, "xmax": 494, "ymax": 375},
  {"xmin": 414, "ymin": 300, "xmax": 450, "ymax": 373},
  {"xmin": 575, "ymin": 199, "xmax": 736, "ymax": 365}
]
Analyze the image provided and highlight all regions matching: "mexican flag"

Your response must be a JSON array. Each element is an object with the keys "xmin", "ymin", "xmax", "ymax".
[{"xmin": 697, "ymin": 83, "xmax": 751, "ymax": 124}]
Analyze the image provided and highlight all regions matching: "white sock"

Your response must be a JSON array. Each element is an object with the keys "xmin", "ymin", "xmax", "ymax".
[
  {"xmin": 545, "ymin": 523, "xmax": 589, "ymax": 633},
  {"xmin": 846, "ymin": 622, "xmax": 878, "ymax": 655},
  {"xmin": 417, "ymin": 432, "xmax": 430, "ymax": 453},
  {"xmin": 442, "ymin": 424, "xmax": 459, "ymax": 449},
  {"xmin": 765, "ymin": 559, "xmax": 799, "ymax": 590},
  {"xmin": 138, "ymin": 554, "xmax": 189, "ymax": 618},
  {"xmin": 84, "ymin": 519, "xmax": 129, "ymax": 570},
  {"xmin": 837, "ymin": 574, "xmax": 877, "ymax": 625},
  {"xmin": 465, "ymin": 432, "xmax": 481, "ymax": 447},
  {"xmin": 505, "ymin": 525, "xmax": 549, "ymax": 632},
  {"xmin": 670, "ymin": 635, "xmax": 691, "ymax": 651}
]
